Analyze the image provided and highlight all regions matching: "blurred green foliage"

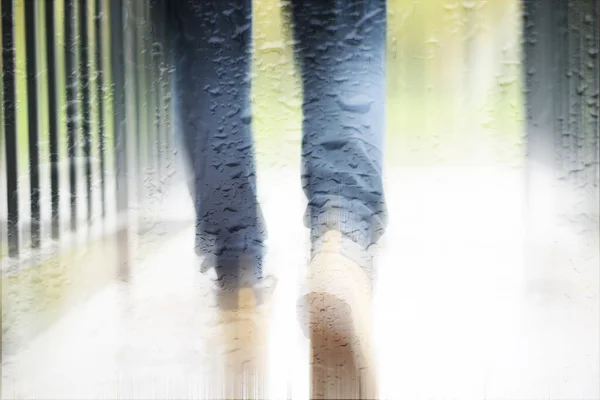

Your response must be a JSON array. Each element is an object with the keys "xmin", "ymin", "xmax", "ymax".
[
  {"xmin": 252, "ymin": 0, "xmax": 525, "ymax": 169},
  {"xmin": 1, "ymin": 0, "xmax": 525, "ymax": 179}
]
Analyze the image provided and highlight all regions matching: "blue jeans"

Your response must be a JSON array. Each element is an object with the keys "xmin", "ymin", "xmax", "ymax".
[{"xmin": 168, "ymin": 0, "xmax": 387, "ymax": 283}]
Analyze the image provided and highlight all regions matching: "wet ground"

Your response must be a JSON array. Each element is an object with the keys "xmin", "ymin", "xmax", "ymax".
[{"xmin": 2, "ymin": 167, "xmax": 598, "ymax": 399}]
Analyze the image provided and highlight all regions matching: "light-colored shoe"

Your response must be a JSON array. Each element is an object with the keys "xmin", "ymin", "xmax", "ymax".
[
  {"xmin": 212, "ymin": 276, "xmax": 276, "ymax": 399},
  {"xmin": 297, "ymin": 230, "xmax": 379, "ymax": 399}
]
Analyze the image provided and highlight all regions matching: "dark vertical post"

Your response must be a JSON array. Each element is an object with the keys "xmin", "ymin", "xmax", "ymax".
[
  {"xmin": 594, "ymin": 0, "xmax": 599, "ymax": 214},
  {"xmin": 524, "ymin": 0, "xmax": 599, "ymax": 226},
  {"xmin": 110, "ymin": 0, "xmax": 130, "ymax": 279},
  {"xmin": 163, "ymin": 0, "xmax": 173, "ymax": 171},
  {"xmin": 132, "ymin": 0, "xmax": 142, "ymax": 201},
  {"xmin": 553, "ymin": 1, "xmax": 569, "ymax": 184},
  {"xmin": 153, "ymin": 0, "xmax": 166, "ymax": 175},
  {"xmin": 79, "ymin": 0, "xmax": 92, "ymax": 221},
  {"xmin": 2, "ymin": 0, "xmax": 19, "ymax": 257},
  {"xmin": 523, "ymin": 0, "xmax": 559, "ymax": 225},
  {"xmin": 65, "ymin": 0, "xmax": 78, "ymax": 231},
  {"xmin": 46, "ymin": 0, "xmax": 60, "ymax": 239},
  {"xmin": 580, "ymin": 0, "xmax": 599, "ymax": 221},
  {"xmin": 24, "ymin": 0, "xmax": 41, "ymax": 248},
  {"xmin": 137, "ymin": 1, "xmax": 147, "ymax": 194},
  {"xmin": 144, "ymin": 3, "xmax": 156, "ymax": 180},
  {"xmin": 95, "ymin": 0, "xmax": 106, "ymax": 218},
  {"xmin": 150, "ymin": 2, "xmax": 163, "ymax": 179},
  {"xmin": 566, "ymin": 0, "xmax": 582, "ymax": 189}
]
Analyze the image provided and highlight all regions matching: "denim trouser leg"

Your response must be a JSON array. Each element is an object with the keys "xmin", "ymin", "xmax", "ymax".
[
  {"xmin": 169, "ymin": 0, "xmax": 265, "ymax": 282},
  {"xmin": 290, "ymin": 0, "xmax": 388, "ymax": 268},
  {"xmin": 169, "ymin": 0, "xmax": 387, "ymax": 283}
]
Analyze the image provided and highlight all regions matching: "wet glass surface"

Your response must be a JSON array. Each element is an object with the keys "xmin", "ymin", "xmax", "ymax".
[{"xmin": 1, "ymin": 0, "xmax": 598, "ymax": 398}]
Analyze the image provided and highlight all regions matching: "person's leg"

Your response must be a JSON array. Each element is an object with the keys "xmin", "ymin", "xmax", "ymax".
[
  {"xmin": 290, "ymin": 0, "xmax": 387, "ymax": 398},
  {"xmin": 291, "ymin": 0, "xmax": 388, "ymax": 276},
  {"xmin": 168, "ymin": 0, "xmax": 266, "ymax": 286}
]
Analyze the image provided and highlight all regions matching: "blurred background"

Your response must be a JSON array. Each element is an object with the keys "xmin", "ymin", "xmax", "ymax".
[{"xmin": 1, "ymin": 0, "xmax": 599, "ymax": 398}]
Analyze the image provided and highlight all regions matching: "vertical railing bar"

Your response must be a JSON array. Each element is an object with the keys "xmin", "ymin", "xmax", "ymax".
[
  {"xmin": 160, "ymin": 0, "xmax": 170, "ymax": 174},
  {"xmin": 143, "ymin": 2, "xmax": 155, "ymax": 183},
  {"xmin": 554, "ymin": 0, "xmax": 567, "ymax": 182},
  {"xmin": 110, "ymin": 0, "xmax": 130, "ymax": 279},
  {"xmin": 65, "ymin": 0, "xmax": 78, "ymax": 231},
  {"xmin": 111, "ymin": 0, "xmax": 126, "ymax": 202},
  {"xmin": 132, "ymin": 0, "xmax": 142, "ymax": 204},
  {"xmin": 150, "ymin": 2, "xmax": 159, "ymax": 180},
  {"xmin": 24, "ymin": 0, "xmax": 41, "ymax": 248},
  {"xmin": 2, "ymin": 0, "xmax": 20, "ymax": 257},
  {"xmin": 164, "ymin": 0, "xmax": 173, "ymax": 170},
  {"xmin": 79, "ymin": 0, "xmax": 92, "ymax": 222},
  {"xmin": 152, "ymin": 0, "xmax": 163, "ymax": 175},
  {"xmin": 150, "ymin": 2, "xmax": 162, "ymax": 182},
  {"xmin": 596, "ymin": 0, "xmax": 600, "ymax": 201},
  {"xmin": 138, "ymin": 1, "xmax": 147, "ymax": 200},
  {"xmin": 593, "ymin": 0, "xmax": 599, "ymax": 211},
  {"xmin": 571, "ymin": 0, "xmax": 582, "ymax": 188},
  {"xmin": 140, "ymin": 0, "xmax": 149, "ymax": 207},
  {"xmin": 46, "ymin": 0, "xmax": 60, "ymax": 239},
  {"xmin": 95, "ymin": 0, "xmax": 106, "ymax": 218},
  {"xmin": 565, "ymin": 0, "xmax": 576, "ymax": 188}
]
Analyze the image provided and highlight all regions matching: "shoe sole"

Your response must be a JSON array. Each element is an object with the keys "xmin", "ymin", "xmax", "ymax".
[
  {"xmin": 303, "ymin": 291, "xmax": 377, "ymax": 399},
  {"xmin": 299, "ymin": 231, "xmax": 379, "ymax": 399}
]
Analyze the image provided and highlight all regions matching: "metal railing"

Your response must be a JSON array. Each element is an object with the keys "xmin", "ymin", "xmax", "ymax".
[
  {"xmin": 1, "ymin": 0, "xmax": 598, "ymax": 264},
  {"xmin": 523, "ymin": 0, "xmax": 599, "ymax": 225},
  {"xmin": 1, "ymin": 0, "xmax": 173, "ymax": 261}
]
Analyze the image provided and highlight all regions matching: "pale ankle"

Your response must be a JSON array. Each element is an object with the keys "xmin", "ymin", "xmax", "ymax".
[{"xmin": 312, "ymin": 230, "xmax": 375, "ymax": 286}]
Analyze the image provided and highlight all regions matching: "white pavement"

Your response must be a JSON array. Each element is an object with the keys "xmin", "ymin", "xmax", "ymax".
[{"xmin": 2, "ymin": 167, "xmax": 599, "ymax": 399}]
